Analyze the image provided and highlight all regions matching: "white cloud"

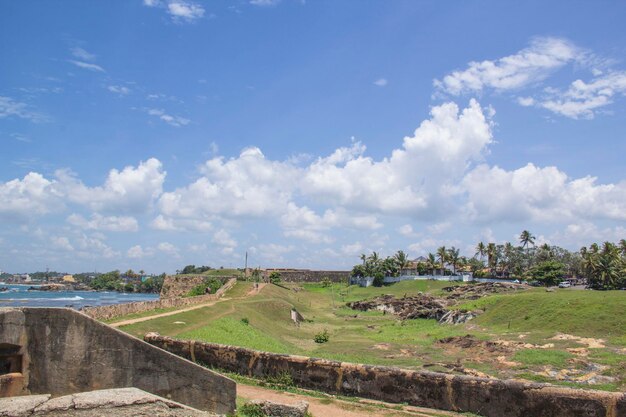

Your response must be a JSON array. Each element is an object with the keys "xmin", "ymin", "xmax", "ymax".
[
  {"xmin": 70, "ymin": 47, "xmax": 96, "ymax": 62},
  {"xmin": 373, "ymin": 78, "xmax": 388, "ymax": 87},
  {"xmin": 534, "ymin": 71, "xmax": 626, "ymax": 119},
  {"xmin": 398, "ymin": 224, "xmax": 419, "ymax": 238},
  {"xmin": 517, "ymin": 96, "xmax": 535, "ymax": 106},
  {"xmin": 150, "ymin": 215, "xmax": 213, "ymax": 232},
  {"xmin": 280, "ymin": 202, "xmax": 380, "ymax": 243},
  {"xmin": 0, "ymin": 172, "xmax": 61, "ymax": 221},
  {"xmin": 107, "ymin": 85, "xmax": 130, "ymax": 95},
  {"xmin": 157, "ymin": 241, "xmax": 180, "ymax": 257},
  {"xmin": 250, "ymin": 0, "xmax": 281, "ymax": 6},
  {"xmin": 461, "ymin": 163, "xmax": 626, "ymax": 223},
  {"xmin": 52, "ymin": 236, "xmax": 74, "ymax": 252},
  {"xmin": 147, "ymin": 108, "xmax": 190, "ymax": 127},
  {"xmin": 301, "ymin": 99, "xmax": 493, "ymax": 216},
  {"xmin": 435, "ymin": 37, "xmax": 581, "ymax": 95},
  {"xmin": 127, "ymin": 245, "xmax": 151, "ymax": 258},
  {"xmin": 67, "ymin": 213, "xmax": 139, "ymax": 232},
  {"xmin": 167, "ymin": 1, "xmax": 205, "ymax": 21},
  {"xmin": 69, "ymin": 60, "xmax": 105, "ymax": 72},
  {"xmin": 158, "ymin": 147, "xmax": 299, "ymax": 222},
  {"xmin": 55, "ymin": 158, "xmax": 166, "ymax": 214},
  {"xmin": 0, "ymin": 96, "xmax": 46, "ymax": 122},
  {"xmin": 74, "ymin": 234, "xmax": 120, "ymax": 259}
]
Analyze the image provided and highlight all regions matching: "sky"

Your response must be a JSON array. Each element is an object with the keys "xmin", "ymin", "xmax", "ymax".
[{"xmin": 1, "ymin": 0, "xmax": 625, "ymax": 274}]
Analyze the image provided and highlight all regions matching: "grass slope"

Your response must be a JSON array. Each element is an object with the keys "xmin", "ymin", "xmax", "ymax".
[{"xmin": 118, "ymin": 280, "xmax": 626, "ymax": 391}]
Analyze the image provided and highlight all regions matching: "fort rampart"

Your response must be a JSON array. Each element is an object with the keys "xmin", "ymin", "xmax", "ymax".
[
  {"xmin": 82, "ymin": 278, "xmax": 236, "ymax": 320},
  {"xmin": 264, "ymin": 269, "xmax": 350, "ymax": 283},
  {"xmin": 145, "ymin": 333, "xmax": 626, "ymax": 417},
  {"xmin": 0, "ymin": 308, "xmax": 236, "ymax": 414}
]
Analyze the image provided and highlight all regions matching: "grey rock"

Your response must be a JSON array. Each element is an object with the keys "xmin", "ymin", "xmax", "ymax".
[{"xmin": 249, "ymin": 399, "xmax": 309, "ymax": 417}]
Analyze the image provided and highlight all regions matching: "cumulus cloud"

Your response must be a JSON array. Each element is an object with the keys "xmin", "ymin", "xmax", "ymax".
[
  {"xmin": 127, "ymin": 244, "xmax": 152, "ymax": 259},
  {"xmin": 461, "ymin": 163, "xmax": 626, "ymax": 223},
  {"xmin": 373, "ymin": 78, "xmax": 388, "ymax": 87},
  {"xmin": 434, "ymin": 37, "xmax": 581, "ymax": 95},
  {"xmin": 301, "ymin": 99, "xmax": 493, "ymax": 217},
  {"xmin": 67, "ymin": 213, "xmax": 139, "ymax": 232},
  {"xmin": 157, "ymin": 241, "xmax": 180, "ymax": 257},
  {"xmin": 158, "ymin": 147, "xmax": 299, "ymax": 220},
  {"xmin": 281, "ymin": 202, "xmax": 381, "ymax": 243},
  {"xmin": 56, "ymin": 158, "xmax": 165, "ymax": 213},
  {"xmin": 0, "ymin": 172, "xmax": 62, "ymax": 221}
]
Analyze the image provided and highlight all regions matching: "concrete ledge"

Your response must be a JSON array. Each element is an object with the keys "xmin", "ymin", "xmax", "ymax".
[
  {"xmin": 145, "ymin": 333, "xmax": 626, "ymax": 417},
  {"xmin": 0, "ymin": 388, "xmax": 216, "ymax": 416},
  {"xmin": 0, "ymin": 308, "xmax": 236, "ymax": 415}
]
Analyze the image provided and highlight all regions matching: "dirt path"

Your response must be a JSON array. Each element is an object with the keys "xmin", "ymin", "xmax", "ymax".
[
  {"xmin": 109, "ymin": 297, "xmax": 232, "ymax": 327},
  {"xmin": 237, "ymin": 384, "xmax": 464, "ymax": 417},
  {"xmin": 109, "ymin": 280, "xmax": 272, "ymax": 328}
]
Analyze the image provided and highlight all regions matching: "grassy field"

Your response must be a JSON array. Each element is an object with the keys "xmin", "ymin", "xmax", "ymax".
[{"xmin": 117, "ymin": 280, "xmax": 626, "ymax": 391}]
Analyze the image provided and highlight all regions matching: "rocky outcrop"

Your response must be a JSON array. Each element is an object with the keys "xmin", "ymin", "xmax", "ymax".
[{"xmin": 245, "ymin": 400, "xmax": 309, "ymax": 417}]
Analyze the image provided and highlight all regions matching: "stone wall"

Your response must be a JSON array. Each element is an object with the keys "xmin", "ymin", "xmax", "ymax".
[
  {"xmin": 264, "ymin": 269, "xmax": 350, "ymax": 283},
  {"xmin": 0, "ymin": 308, "xmax": 236, "ymax": 414},
  {"xmin": 160, "ymin": 275, "xmax": 207, "ymax": 298},
  {"xmin": 145, "ymin": 334, "xmax": 626, "ymax": 417},
  {"xmin": 82, "ymin": 278, "xmax": 236, "ymax": 321}
]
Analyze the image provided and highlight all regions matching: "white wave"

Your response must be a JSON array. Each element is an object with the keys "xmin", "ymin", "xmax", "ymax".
[{"xmin": 51, "ymin": 296, "xmax": 85, "ymax": 301}]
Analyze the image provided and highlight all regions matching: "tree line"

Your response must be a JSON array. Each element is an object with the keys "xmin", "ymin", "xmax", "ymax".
[{"xmin": 351, "ymin": 230, "xmax": 626, "ymax": 290}]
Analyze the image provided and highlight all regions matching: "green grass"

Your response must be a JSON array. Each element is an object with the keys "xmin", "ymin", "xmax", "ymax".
[
  {"xmin": 118, "ymin": 280, "xmax": 626, "ymax": 391},
  {"xmin": 179, "ymin": 317, "xmax": 294, "ymax": 353},
  {"xmin": 513, "ymin": 349, "xmax": 573, "ymax": 368},
  {"xmin": 456, "ymin": 289, "xmax": 626, "ymax": 343}
]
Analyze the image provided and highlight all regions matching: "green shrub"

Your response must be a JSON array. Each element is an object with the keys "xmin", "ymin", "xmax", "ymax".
[
  {"xmin": 269, "ymin": 271, "xmax": 281, "ymax": 284},
  {"xmin": 314, "ymin": 329, "xmax": 330, "ymax": 343},
  {"xmin": 265, "ymin": 370, "xmax": 294, "ymax": 386},
  {"xmin": 238, "ymin": 403, "xmax": 266, "ymax": 417},
  {"xmin": 320, "ymin": 277, "xmax": 332, "ymax": 287},
  {"xmin": 241, "ymin": 317, "xmax": 249, "ymax": 325}
]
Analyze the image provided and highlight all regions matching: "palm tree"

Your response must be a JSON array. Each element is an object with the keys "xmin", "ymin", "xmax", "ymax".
[
  {"xmin": 426, "ymin": 253, "xmax": 437, "ymax": 275},
  {"xmin": 619, "ymin": 239, "xmax": 626, "ymax": 256},
  {"xmin": 447, "ymin": 247, "xmax": 460, "ymax": 275},
  {"xmin": 360, "ymin": 253, "xmax": 367, "ymax": 265},
  {"xmin": 519, "ymin": 230, "xmax": 536, "ymax": 249},
  {"xmin": 475, "ymin": 242, "xmax": 486, "ymax": 265},
  {"xmin": 437, "ymin": 246, "xmax": 447, "ymax": 276},
  {"xmin": 487, "ymin": 243, "xmax": 498, "ymax": 277},
  {"xmin": 394, "ymin": 250, "xmax": 410, "ymax": 276}
]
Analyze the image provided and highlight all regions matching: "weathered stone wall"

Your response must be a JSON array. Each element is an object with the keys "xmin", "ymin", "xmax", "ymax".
[
  {"xmin": 0, "ymin": 308, "xmax": 236, "ymax": 415},
  {"xmin": 264, "ymin": 270, "xmax": 350, "ymax": 283},
  {"xmin": 160, "ymin": 275, "xmax": 235, "ymax": 299},
  {"xmin": 82, "ymin": 278, "xmax": 236, "ymax": 320},
  {"xmin": 145, "ymin": 334, "xmax": 626, "ymax": 417}
]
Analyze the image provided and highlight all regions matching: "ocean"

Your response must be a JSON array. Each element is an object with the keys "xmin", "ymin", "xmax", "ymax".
[{"xmin": 0, "ymin": 283, "xmax": 159, "ymax": 309}]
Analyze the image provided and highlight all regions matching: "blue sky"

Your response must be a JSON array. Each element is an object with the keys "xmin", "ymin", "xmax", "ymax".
[{"xmin": 1, "ymin": 0, "xmax": 625, "ymax": 274}]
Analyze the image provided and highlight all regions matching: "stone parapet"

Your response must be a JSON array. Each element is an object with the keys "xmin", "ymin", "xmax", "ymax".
[
  {"xmin": 145, "ymin": 334, "xmax": 626, "ymax": 417},
  {"xmin": 82, "ymin": 278, "xmax": 236, "ymax": 321}
]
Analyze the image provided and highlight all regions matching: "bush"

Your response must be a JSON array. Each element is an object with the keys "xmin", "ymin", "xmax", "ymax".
[
  {"xmin": 238, "ymin": 403, "xmax": 266, "ymax": 417},
  {"xmin": 186, "ymin": 277, "xmax": 223, "ymax": 297},
  {"xmin": 320, "ymin": 277, "xmax": 332, "ymax": 287},
  {"xmin": 372, "ymin": 272, "xmax": 384, "ymax": 287},
  {"xmin": 314, "ymin": 329, "xmax": 330, "ymax": 343},
  {"xmin": 265, "ymin": 370, "xmax": 294, "ymax": 386},
  {"xmin": 269, "ymin": 271, "xmax": 281, "ymax": 284},
  {"xmin": 241, "ymin": 317, "xmax": 249, "ymax": 325}
]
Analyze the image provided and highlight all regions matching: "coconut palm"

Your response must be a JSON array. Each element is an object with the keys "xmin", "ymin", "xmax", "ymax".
[
  {"xmin": 426, "ymin": 253, "xmax": 437, "ymax": 275},
  {"xmin": 519, "ymin": 230, "xmax": 535, "ymax": 249},
  {"xmin": 394, "ymin": 250, "xmax": 410, "ymax": 276},
  {"xmin": 436, "ymin": 246, "xmax": 447, "ymax": 276},
  {"xmin": 487, "ymin": 243, "xmax": 499, "ymax": 277},
  {"xmin": 475, "ymin": 242, "xmax": 486, "ymax": 265},
  {"xmin": 447, "ymin": 247, "xmax": 460, "ymax": 275}
]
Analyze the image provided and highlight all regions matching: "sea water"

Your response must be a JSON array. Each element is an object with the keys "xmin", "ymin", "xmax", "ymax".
[{"xmin": 0, "ymin": 284, "xmax": 159, "ymax": 309}]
